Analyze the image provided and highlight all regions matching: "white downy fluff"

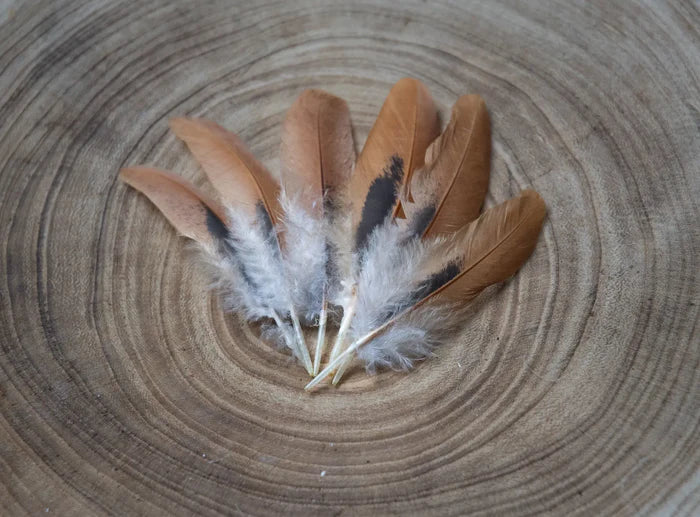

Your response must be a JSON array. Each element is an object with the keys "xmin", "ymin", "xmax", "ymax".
[
  {"xmin": 198, "ymin": 206, "xmax": 301, "ymax": 357},
  {"xmin": 221, "ymin": 207, "xmax": 291, "ymax": 318},
  {"xmin": 356, "ymin": 303, "xmax": 464, "ymax": 373},
  {"xmin": 348, "ymin": 220, "xmax": 453, "ymax": 372},
  {"xmin": 323, "ymin": 193, "xmax": 354, "ymax": 313},
  {"xmin": 278, "ymin": 190, "xmax": 327, "ymax": 324}
]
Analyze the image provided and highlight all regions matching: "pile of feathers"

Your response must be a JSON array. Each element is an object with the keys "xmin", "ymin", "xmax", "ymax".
[{"xmin": 120, "ymin": 78, "xmax": 546, "ymax": 390}]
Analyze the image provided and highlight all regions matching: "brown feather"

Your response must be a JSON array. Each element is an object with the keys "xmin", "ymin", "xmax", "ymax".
[
  {"xmin": 367, "ymin": 189, "xmax": 545, "ymax": 341},
  {"xmin": 424, "ymin": 189, "xmax": 546, "ymax": 306},
  {"xmin": 349, "ymin": 78, "xmax": 440, "ymax": 249},
  {"xmin": 119, "ymin": 166, "xmax": 226, "ymax": 250},
  {"xmin": 169, "ymin": 117, "xmax": 282, "ymax": 224},
  {"xmin": 305, "ymin": 190, "xmax": 546, "ymax": 389},
  {"xmin": 410, "ymin": 94, "xmax": 491, "ymax": 238},
  {"xmin": 280, "ymin": 89, "xmax": 354, "ymax": 215}
]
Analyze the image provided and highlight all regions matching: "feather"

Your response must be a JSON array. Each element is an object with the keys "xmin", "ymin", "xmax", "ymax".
[
  {"xmin": 124, "ymin": 118, "xmax": 315, "ymax": 374},
  {"xmin": 170, "ymin": 117, "xmax": 315, "ymax": 374},
  {"xmin": 328, "ymin": 78, "xmax": 439, "ymax": 367},
  {"xmin": 421, "ymin": 190, "xmax": 546, "ymax": 304},
  {"xmin": 278, "ymin": 89, "xmax": 355, "ymax": 373},
  {"xmin": 118, "ymin": 166, "xmax": 305, "ymax": 364},
  {"xmin": 118, "ymin": 166, "xmax": 227, "ymax": 252},
  {"xmin": 350, "ymin": 77, "xmax": 440, "ymax": 252},
  {"xmin": 169, "ymin": 117, "xmax": 282, "ymax": 225},
  {"xmin": 280, "ymin": 89, "xmax": 354, "ymax": 215},
  {"xmin": 307, "ymin": 190, "xmax": 546, "ymax": 389},
  {"xmin": 277, "ymin": 192, "xmax": 328, "ymax": 320},
  {"xmin": 405, "ymin": 94, "xmax": 491, "ymax": 238}
]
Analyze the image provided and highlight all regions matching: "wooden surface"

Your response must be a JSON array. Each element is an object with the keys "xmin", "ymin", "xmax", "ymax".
[{"xmin": 1, "ymin": 1, "xmax": 698, "ymax": 515}]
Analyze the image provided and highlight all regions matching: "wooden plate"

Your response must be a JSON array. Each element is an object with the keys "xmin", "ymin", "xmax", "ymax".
[{"xmin": 0, "ymin": 1, "xmax": 698, "ymax": 515}]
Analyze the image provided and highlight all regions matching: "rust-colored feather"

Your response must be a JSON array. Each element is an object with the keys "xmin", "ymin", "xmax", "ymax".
[
  {"xmin": 410, "ymin": 94, "xmax": 491, "ymax": 238},
  {"xmin": 424, "ymin": 189, "xmax": 546, "ymax": 306},
  {"xmin": 350, "ymin": 78, "xmax": 440, "ymax": 250},
  {"xmin": 280, "ymin": 89, "xmax": 354, "ymax": 215},
  {"xmin": 169, "ymin": 117, "xmax": 282, "ymax": 224},
  {"xmin": 119, "ymin": 166, "xmax": 226, "ymax": 250}
]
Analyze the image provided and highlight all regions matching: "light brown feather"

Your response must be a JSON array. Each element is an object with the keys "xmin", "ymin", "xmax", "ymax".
[
  {"xmin": 169, "ymin": 117, "xmax": 282, "ymax": 223},
  {"xmin": 280, "ymin": 89, "xmax": 355, "ymax": 216},
  {"xmin": 119, "ymin": 166, "xmax": 226, "ymax": 249}
]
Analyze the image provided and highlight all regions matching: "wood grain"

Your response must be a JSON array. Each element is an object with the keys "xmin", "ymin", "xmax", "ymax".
[{"xmin": 0, "ymin": 1, "xmax": 698, "ymax": 515}]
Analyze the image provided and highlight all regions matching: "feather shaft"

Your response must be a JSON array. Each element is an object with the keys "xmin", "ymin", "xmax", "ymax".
[
  {"xmin": 332, "ymin": 355, "xmax": 351, "ymax": 385},
  {"xmin": 306, "ymin": 326, "xmax": 382, "ymax": 390},
  {"xmin": 328, "ymin": 286, "xmax": 358, "ymax": 363},
  {"xmin": 313, "ymin": 298, "xmax": 328, "ymax": 375},
  {"xmin": 290, "ymin": 306, "xmax": 313, "ymax": 375}
]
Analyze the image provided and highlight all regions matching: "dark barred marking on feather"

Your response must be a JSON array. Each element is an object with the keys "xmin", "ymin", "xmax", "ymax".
[
  {"xmin": 205, "ymin": 205, "xmax": 229, "ymax": 241},
  {"xmin": 225, "ymin": 201, "xmax": 282, "ymax": 295},
  {"xmin": 204, "ymin": 206, "xmax": 243, "ymax": 268},
  {"xmin": 354, "ymin": 155, "xmax": 404, "ymax": 252},
  {"xmin": 409, "ymin": 204, "xmax": 436, "ymax": 237},
  {"xmin": 370, "ymin": 261, "xmax": 461, "ymax": 328},
  {"xmin": 205, "ymin": 204, "xmax": 274, "ymax": 295},
  {"xmin": 205, "ymin": 206, "xmax": 259, "ymax": 291},
  {"xmin": 255, "ymin": 201, "xmax": 276, "ymax": 242},
  {"xmin": 413, "ymin": 261, "xmax": 461, "ymax": 302}
]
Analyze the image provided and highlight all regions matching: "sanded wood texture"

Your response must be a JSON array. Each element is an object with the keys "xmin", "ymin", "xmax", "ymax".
[{"xmin": 0, "ymin": 1, "xmax": 698, "ymax": 515}]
